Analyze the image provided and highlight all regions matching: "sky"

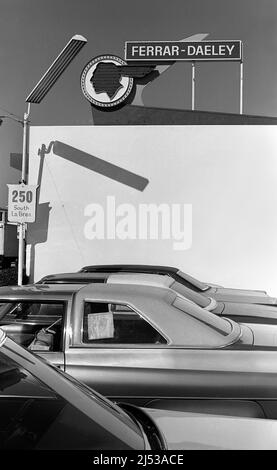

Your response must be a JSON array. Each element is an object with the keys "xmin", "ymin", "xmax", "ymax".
[{"xmin": 0, "ymin": 0, "xmax": 277, "ymax": 206}]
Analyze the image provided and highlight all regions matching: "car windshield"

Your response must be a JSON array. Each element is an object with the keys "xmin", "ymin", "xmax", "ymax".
[
  {"xmin": 0, "ymin": 344, "xmax": 144, "ymax": 450},
  {"xmin": 177, "ymin": 270, "xmax": 210, "ymax": 291}
]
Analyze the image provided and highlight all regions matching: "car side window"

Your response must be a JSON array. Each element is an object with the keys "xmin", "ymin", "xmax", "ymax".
[
  {"xmin": 82, "ymin": 302, "xmax": 166, "ymax": 345},
  {"xmin": 0, "ymin": 302, "xmax": 64, "ymax": 319},
  {"xmin": 0, "ymin": 302, "xmax": 65, "ymax": 352}
]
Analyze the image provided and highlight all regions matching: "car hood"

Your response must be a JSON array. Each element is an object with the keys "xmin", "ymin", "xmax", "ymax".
[
  {"xmin": 142, "ymin": 408, "xmax": 277, "ymax": 449},
  {"xmin": 223, "ymin": 302, "xmax": 277, "ymax": 321},
  {"xmin": 208, "ymin": 287, "xmax": 276, "ymax": 305},
  {"xmin": 242, "ymin": 323, "xmax": 277, "ymax": 348}
]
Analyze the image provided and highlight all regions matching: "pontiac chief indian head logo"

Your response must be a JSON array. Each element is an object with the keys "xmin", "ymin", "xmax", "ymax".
[{"xmin": 81, "ymin": 55, "xmax": 155, "ymax": 108}]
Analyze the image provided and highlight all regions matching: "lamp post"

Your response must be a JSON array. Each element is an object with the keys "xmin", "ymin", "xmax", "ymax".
[
  {"xmin": 0, "ymin": 113, "xmax": 28, "ymax": 285},
  {"xmin": 2, "ymin": 34, "xmax": 87, "ymax": 285}
]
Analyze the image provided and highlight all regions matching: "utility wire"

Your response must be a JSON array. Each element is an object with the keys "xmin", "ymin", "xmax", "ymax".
[
  {"xmin": 0, "ymin": 105, "xmax": 22, "ymax": 121},
  {"xmin": 44, "ymin": 157, "xmax": 86, "ymax": 266}
]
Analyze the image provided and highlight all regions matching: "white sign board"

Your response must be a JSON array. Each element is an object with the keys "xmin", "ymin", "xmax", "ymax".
[{"xmin": 8, "ymin": 184, "xmax": 37, "ymax": 223}]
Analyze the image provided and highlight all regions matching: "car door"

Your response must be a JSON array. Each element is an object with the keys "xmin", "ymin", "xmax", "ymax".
[
  {"xmin": 65, "ymin": 297, "xmax": 246, "ymax": 405},
  {"xmin": 65, "ymin": 298, "xmax": 185, "ymax": 403}
]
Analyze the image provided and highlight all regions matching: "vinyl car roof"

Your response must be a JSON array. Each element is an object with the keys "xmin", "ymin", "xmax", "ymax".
[
  {"xmin": 106, "ymin": 273, "xmax": 174, "ymax": 288},
  {"xmin": 79, "ymin": 282, "xmax": 176, "ymax": 303},
  {"xmin": 39, "ymin": 272, "xmax": 174, "ymax": 288},
  {"xmin": 0, "ymin": 284, "xmax": 83, "ymax": 301},
  {"xmin": 73, "ymin": 283, "xmax": 237, "ymax": 348},
  {"xmin": 81, "ymin": 264, "xmax": 179, "ymax": 273},
  {"xmin": 0, "ymin": 283, "xmax": 237, "ymax": 348},
  {"xmin": 79, "ymin": 265, "xmax": 210, "ymax": 291},
  {"xmin": 39, "ymin": 272, "xmax": 109, "ymax": 284},
  {"xmin": 38, "ymin": 272, "xmax": 212, "ymax": 310}
]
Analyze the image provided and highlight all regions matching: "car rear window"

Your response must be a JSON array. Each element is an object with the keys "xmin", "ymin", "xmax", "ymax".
[{"xmin": 82, "ymin": 302, "xmax": 167, "ymax": 345}]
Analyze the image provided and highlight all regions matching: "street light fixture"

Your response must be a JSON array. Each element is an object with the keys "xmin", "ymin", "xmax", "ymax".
[
  {"xmin": 4, "ymin": 34, "xmax": 87, "ymax": 286},
  {"xmin": 26, "ymin": 35, "xmax": 87, "ymax": 104}
]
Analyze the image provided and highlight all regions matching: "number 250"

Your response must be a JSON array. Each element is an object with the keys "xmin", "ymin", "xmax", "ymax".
[{"xmin": 12, "ymin": 190, "xmax": 33, "ymax": 203}]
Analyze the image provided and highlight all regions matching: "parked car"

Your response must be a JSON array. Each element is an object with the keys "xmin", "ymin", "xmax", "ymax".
[
  {"xmin": 39, "ymin": 271, "xmax": 277, "ymax": 324},
  {"xmin": 1, "ymin": 283, "xmax": 277, "ymax": 419},
  {"xmin": 80, "ymin": 264, "xmax": 277, "ymax": 305},
  {"xmin": 2, "ymin": 328, "xmax": 277, "ymax": 450}
]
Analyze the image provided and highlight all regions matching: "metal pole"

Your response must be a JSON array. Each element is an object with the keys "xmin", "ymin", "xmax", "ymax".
[
  {"xmin": 21, "ymin": 103, "xmax": 31, "ymax": 184},
  {"xmin": 239, "ymin": 61, "xmax": 244, "ymax": 115},
  {"xmin": 17, "ymin": 224, "xmax": 24, "ymax": 286},
  {"xmin": 191, "ymin": 62, "xmax": 196, "ymax": 111},
  {"xmin": 17, "ymin": 102, "xmax": 31, "ymax": 285}
]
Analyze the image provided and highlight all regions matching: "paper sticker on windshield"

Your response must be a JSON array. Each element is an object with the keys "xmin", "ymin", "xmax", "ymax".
[{"xmin": 87, "ymin": 313, "xmax": 114, "ymax": 340}]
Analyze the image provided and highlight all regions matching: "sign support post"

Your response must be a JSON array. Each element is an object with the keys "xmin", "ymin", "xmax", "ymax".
[
  {"xmin": 17, "ymin": 102, "xmax": 31, "ymax": 286},
  {"xmin": 191, "ymin": 62, "xmax": 196, "ymax": 111},
  {"xmin": 17, "ymin": 223, "xmax": 25, "ymax": 285},
  {"xmin": 21, "ymin": 103, "xmax": 30, "ymax": 185},
  {"xmin": 240, "ymin": 60, "xmax": 244, "ymax": 115}
]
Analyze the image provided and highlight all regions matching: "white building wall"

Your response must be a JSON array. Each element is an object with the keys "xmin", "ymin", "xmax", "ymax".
[{"xmin": 27, "ymin": 125, "xmax": 277, "ymax": 295}]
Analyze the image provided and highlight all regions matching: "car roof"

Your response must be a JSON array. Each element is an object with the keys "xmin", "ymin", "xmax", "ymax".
[
  {"xmin": 39, "ymin": 272, "xmax": 108, "ymax": 284},
  {"xmin": 0, "ymin": 283, "xmax": 84, "ymax": 300},
  {"xmin": 106, "ymin": 273, "xmax": 174, "ymax": 288},
  {"xmin": 79, "ymin": 282, "xmax": 176, "ymax": 303},
  {"xmin": 73, "ymin": 283, "xmax": 236, "ymax": 347},
  {"xmin": 39, "ymin": 272, "xmax": 174, "ymax": 288},
  {"xmin": 80, "ymin": 264, "xmax": 179, "ymax": 274},
  {"xmin": 79, "ymin": 265, "xmax": 210, "ymax": 292},
  {"xmin": 38, "ymin": 272, "xmax": 213, "ymax": 309},
  {"xmin": 0, "ymin": 282, "xmax": 176, "ymax": 304},
  {"xmin": 0, "ymin": 283, "xmax": 236, "ymax": 348}
]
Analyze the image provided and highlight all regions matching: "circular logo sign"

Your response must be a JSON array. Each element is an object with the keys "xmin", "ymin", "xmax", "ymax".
[{"xmin": 80, "ymin": 55, "xmax": 134, "ymax": 108}]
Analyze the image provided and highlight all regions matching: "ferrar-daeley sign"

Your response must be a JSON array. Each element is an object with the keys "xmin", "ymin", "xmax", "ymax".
[{"xmin": 125, "ymin": 40, "xmax": 242, "ymax": 62}]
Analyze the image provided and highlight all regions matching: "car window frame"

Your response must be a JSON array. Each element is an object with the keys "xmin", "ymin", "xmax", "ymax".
[{"xmin": 72, "ymin": 300, "xmax": 169, "ymax": 348}]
